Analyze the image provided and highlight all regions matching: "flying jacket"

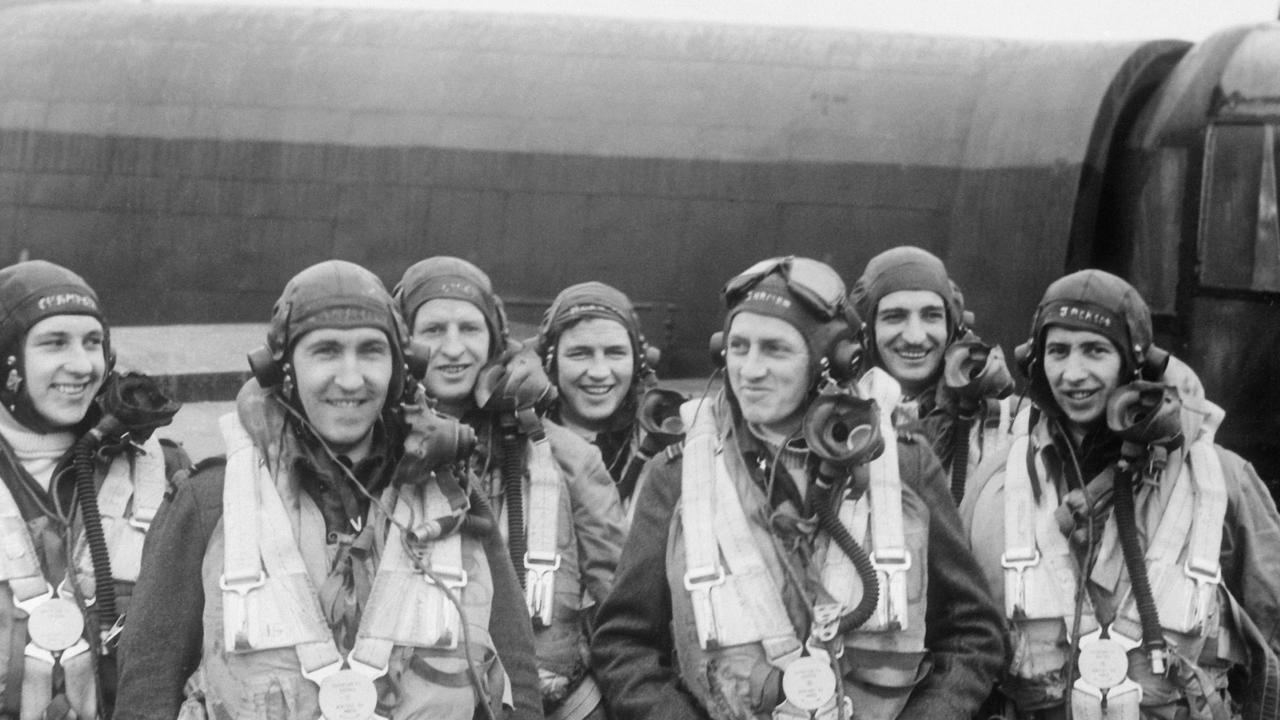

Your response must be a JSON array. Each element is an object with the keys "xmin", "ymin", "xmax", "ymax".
[
  {"xmin": 0, "ymin": 428, "xmax": 185, "ymax": 720},
  {"xmin": 590, "ymin": 391, "xmax": 1005, "ymax": 720},
  {"xmin": 474, "ymin": 416, "xmax": 625, "ymax": 719},
  {"xmin": 113, "ymin": 386, "xmax": 543, "ymax": 720},
  {"xmin": 959, "ymin": 359, "xmax": 1280, "ymax": 719}
]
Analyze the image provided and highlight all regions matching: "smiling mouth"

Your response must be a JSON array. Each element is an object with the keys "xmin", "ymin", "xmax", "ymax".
[
  {"xmin": 435, "ymin": 364, "xmax": 471, "ymax": 375},
  {"xmin": 891, "ymin": 348, "xmax": 931, "ymax": 361},
  {"xmin": 1062, "ymin": 389, "xmax": 1099, "ymax": 401},
  {"xmin": 578, "ymin": 385, "xmax": 615, "ymax": 396},
  {"xmin": 325, "ymin": 398, "xmax": 369, "ymax": 408},
  {"xmin": 52, "ymin": 382, "xmax": 91, "ymax": 396}
]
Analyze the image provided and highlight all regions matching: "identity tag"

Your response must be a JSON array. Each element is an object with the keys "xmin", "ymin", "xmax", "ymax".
[
  {"xmin": 26, "ymin": 597, "xmax": 84, "ymax": 652},
  {"xmin": 782, "ymin": 655, "xmax": 837, "ymax": 711},
  {"xmin": 1076, "ymin": 636, "xmax": 1130, "ymax": 690},
  {"xmin": 318, "ymin": 669, "xmax": 378, "ymax": 720}
]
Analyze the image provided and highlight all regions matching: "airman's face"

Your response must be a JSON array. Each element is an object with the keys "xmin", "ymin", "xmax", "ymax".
[
  {"xmin": 726, "ymin": 312, "xmax": 811, "ymax": 436},
  {"xmin": 21, "ymin": 315, "xmax": 107, "ymax": 429}
]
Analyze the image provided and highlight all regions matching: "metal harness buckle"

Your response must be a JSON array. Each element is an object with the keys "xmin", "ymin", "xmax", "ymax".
[
  {"xmin": 524, "ymin": 551, "xmax": 561, "ymax": 628},
  {"xmin": 1182, "ymin": 558, "xmax": 1221, "ymax": 631},
  {"xmin": 1001, "ymin": 549, "xmax": 1041, "ymax": 616},
  {"xmin": 219, "ymin": 570, "xmax": 266, "ymax": 651},
  {"xmin": 870, "ymin": 550, "xmax": 912, "ymax": 630},
  {"xmin": 683, "ymin": 565, "xmax": 726, "ymax": 649}
]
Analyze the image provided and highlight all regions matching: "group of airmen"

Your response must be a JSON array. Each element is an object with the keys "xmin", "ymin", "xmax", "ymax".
[{"xmin": 0, "ymin": 247, "xmax": 1275, "ymax": 720}]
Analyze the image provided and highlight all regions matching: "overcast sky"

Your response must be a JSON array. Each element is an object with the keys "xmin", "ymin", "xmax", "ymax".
[{"xmin": 151, "ymin": 0, "xmax": 1280, "ymax": 42}]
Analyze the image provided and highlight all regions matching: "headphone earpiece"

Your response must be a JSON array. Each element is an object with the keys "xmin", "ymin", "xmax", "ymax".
[
  {"xmin": 1141, "ymin": 344, "xmax": 1170, "ymax": 382},
  {"xmin": 641, "ymin": 344, "xmax": 661, "ymax": 372},
  {"xmin": 405, "ymin": 338, "xmax": 432, "ymax": 381},
  {"xmin": 825, "ymin": 337, "xmax": 862, "ymax": 383},
  {"xmin": 542, "ymin": 345, "xmax": 555, "ymax": 376},
  {"xmin": 709, "ymin": 331, "xmax": 726, "ymax": 368},
  {"xmin": 247, "ymin": 344, "xmax": 285, "ymax": 388},
  {"xmin": 1013, "ymin": 339, "xmax": 1035, "ymax": 380}
]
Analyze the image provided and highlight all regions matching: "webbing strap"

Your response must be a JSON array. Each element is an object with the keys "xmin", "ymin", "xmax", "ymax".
[
  {"xmin": 85, "ymin": 436, "xmax": 168, "ymax": 583},
  {"xmin": 0, "ymin": 479, "xmax": 42, "ymax": 585},
  {"xmin": 1113, "ymin": 440, "xmax": 1227, "ymax": 636},
  {"xmin": 221, "ymin": 413, "xmax": 264, "ymax": 589},
  {"xmin": 524, "ymin": 435, "xmax": 561, "ymax": 627},
  {"xmin": 819, "ymin": 496, "xmax": 869, "ymax": 614},
  {"xmin": 219, "ymin": 413, "xmax": 331, "ymax": 656},
  {"xmin": 858, "ymin": 368, "xmax": 910, "ymax": 631},
  {"xmin": 1185, "ymin": 441, "xmax": 1227, "ymax": 584},
  {"xmin": 680, "ymin": 401, "xmax": 720, "ymax": 588},
  {"xmin": 355, "ymin": 481, "xmax": 465, "ymax": 657},
  {"xmin": 95, "ymin": 436, "xmax": 167, "ymax": 528},
  {"xmin": 679, "ymin": 400, "xmax": 796, "ymax": 660},
  {"xmin": 1002, "ymin": 436, "xmax": 1080, "ymax": 621},
  {"xmin": 221, "ymin": 412, "xmax": 472, "ymax": 681}
]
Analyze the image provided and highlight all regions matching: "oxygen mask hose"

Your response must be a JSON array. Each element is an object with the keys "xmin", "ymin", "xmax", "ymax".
[
  {"xmin": 75, "ymin": 372, "xmax": 182, "ymax": 650},
  {"xmin": 802, "ymin": 391, "xmax": 884, "ymax": 632},
  {"xmin": 500, "ymin": 425, "xmax": 527, "ymax": 589},
  {"xmin": 72, "ymin": 433, "xmax": 116, "ymax": 643},
  {"xmin": 618, "ymin": 387, "xmax": 688, "ymax": 502},
  {"xmin": 1104, "ymin": 380, "xmax": 1183, "ymax": 674},
  {"xmin": 939, "ymin": 335, "xmax": 1013, "ymax": 504},
  {"xmin": 1111, "ymin": 465, "xmax": 1166, "ymax": 673},
  {"xmin": 474, "ymin": 344, "xmax": 557, "ymax": 590},
  {"xmin": 810, "ymin": 478, "xmax": 879, "ymax": 632},
  {"xmin": 948, "ymin": 420, "xmax": 972, "ymax": 505}
]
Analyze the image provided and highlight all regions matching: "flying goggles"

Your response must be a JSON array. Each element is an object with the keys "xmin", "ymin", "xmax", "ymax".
[{"xmin": 723, "ymin": 256, "xmax": 848, "ymax": 320}]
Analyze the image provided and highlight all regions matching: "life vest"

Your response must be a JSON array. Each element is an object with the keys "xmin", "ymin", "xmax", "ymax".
[
  {"xmin": 1000, "ymin": 432, "xmax": 1239, "ymax": 717},
  {"xmin": 669, "ymin": 370, "xmax": 930, "ymax": 720},
  {"xmin": 202, "ymin": 413, "xmax": 508, "ymax": 720},
  {"xmin": 489, "ymin": 427, "xmax": 602, "ymax": 720},
  {"xmin": 72, "ymin": 435, "xmax": 169, "ymax": 600},
  {"xmin": 0, "ymin": 435, "xmax": 164, "ymax": 720}
]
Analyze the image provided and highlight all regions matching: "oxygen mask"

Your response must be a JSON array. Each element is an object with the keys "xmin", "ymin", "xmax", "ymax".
[
  {"xmin": 473, "ymin": 344, "xmax": 557, "ymax": 435},
  {"xmin": 400, "ymin": 403, "xmax": 477, "ymax": 473},
  {"xmin": 1106, "ymin": 380, "xmax": 1183, "ymax": 473},
  {"xmin": 637, "ymin": 387, "xmax": 687, "ymax": 446},
  {"xmin": 937, "ymin": 332, "xmax": 1014, "ymax": 417},
  {"xmin": 802, "ymin": 390, "xmax": 884, "ymax": 481},
  {"xmin": 90, "ymin": 371, "xmax": 183, "ymax": 450}
]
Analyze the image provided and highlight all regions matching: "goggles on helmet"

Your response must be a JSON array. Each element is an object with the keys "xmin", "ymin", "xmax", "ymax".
[{"xmin": 723, "ymin": 256, "xmax": 847, "ymax": 321}]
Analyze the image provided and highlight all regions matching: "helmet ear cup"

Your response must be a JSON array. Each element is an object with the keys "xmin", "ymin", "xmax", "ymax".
[
  {"xmin": 825, "ymin": 337, "xmax": 862, "ymax": 383},
  {"xmin": 709, "ymin": 331, "xmax": 726, "ymax": 368},
  {"xmin": 1013, "ymin": 339, "xmax": 1035, "ymax": 381},
  {"xmin": 1141, "ymin": 344, "xmax": 1170, "ymax": 382},
  {"xmin": 248, "ymin": 344, "xmax": 284, "ymax": 388},
  {"xmin": 641, "ymin": 344, "xmax": 661, "ymax": 373}
]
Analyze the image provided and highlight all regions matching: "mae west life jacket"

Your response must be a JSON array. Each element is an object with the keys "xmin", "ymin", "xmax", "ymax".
[
  {"xmin": 202, "ymin": 413, "xmax": 509, "ymax": 720},
  {"xmin": 489, "ymin": 427, "xmax": 604, "ymax": 720},
  {"xmin": 0, "ymin": 434, "xmax": 166, "ymax": 720},
  {"xmin": 668, "ymin": 370, "xmax": 930, "ymax": 720},
  {"xmin": 1000, "ymin": 430, "xmax": 1239, "ymax": 717}
]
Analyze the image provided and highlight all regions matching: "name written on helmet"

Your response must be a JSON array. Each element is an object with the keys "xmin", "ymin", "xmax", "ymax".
[
  {"xmin": 1055, "ymin": 304, "xmax": 1113, "ymax": 329},
  {"xmin": 743, "ymin": 290, "xmax": 792, "ymax": 309},
  {"xmin": 37, "ymin": 293, "xmax": 97, "ymax": 312},
  {"xmin": 562, "ymin": 303, "xmax": 627, "ymax": 323}
]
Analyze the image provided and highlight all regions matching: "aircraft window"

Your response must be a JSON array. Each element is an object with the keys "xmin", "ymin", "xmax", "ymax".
[{"xmin": 1200, "ymin": 123, "xmax": 1280, "ymax": 292}]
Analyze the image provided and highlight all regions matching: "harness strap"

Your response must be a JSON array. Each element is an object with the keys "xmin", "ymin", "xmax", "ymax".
[
  {"xmin": 819, "ymin": 497, "xmax": 867, "ymax": 617},
  {"xmin": 220, "ymin": 412, "xmax": 473, "ymax": 689},
  {"xmin": 1106, "ymin": 439, "xmax": 1227, "ymax": 638},
  {"xmin": 356, "ymin": 481, "xmax": 465, "ymax": 654},
  {"xmin": 858, "ymin": 368, "xmax": 910, "ymax": 631},
  {"xmin": 1002, "ymin": 436, "xmax": 1081, "ymax": 621},
  {"xmin": 679, "ymin": 400, "xmax": 798, "ymax": 662},
  {"xmin": 82, "ymin": 436, "xmax": 168, "ymax": 584},
  {"xmin": 220, "ymin": 413, "xmax": 328, "ymax": 654},
  {"xmin": 524, "ymin": 434, "xmax": 561, "ymax": 628}
]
